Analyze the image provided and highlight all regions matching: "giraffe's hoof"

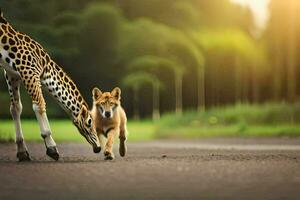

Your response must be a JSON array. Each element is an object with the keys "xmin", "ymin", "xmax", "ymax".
[
  {"xmin": 104, "ymin": 151, "xmax": 115, "ymax": 160},
  {"xmin": 46, "ymin": 146, "xmax": 59, "ymax": 161},
  {"xmin": 17, "ymin": 151, "xmax": 31, "ymax": 162}
]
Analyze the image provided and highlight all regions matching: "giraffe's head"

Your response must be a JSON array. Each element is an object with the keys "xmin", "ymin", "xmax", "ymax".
[{"xmin": 73, "ymin": 105, "xmax": 101, "ymax": 153}]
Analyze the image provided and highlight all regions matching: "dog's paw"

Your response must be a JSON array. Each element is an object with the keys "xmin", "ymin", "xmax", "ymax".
[
  {"xmin": 104, "ymin": 151, "xmax": 115, "ymax": 160},
  {"xmin": 119, "ymin": 142, "xmax": 127, "ymax": 157}
]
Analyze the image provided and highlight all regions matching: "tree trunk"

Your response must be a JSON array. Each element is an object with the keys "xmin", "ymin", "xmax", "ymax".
[
  {"xmin": 133, "ymin": 88, "xmax": 140, "ymax": 120},
  {"xmin": 234, "ymin": 58, "xmax": 242, "ymax": 103},
  {"xmin": 273, "ymin": 39, "xmax": 283, "ymax": 101},
  {"xmin": 197, "ymin": 67, "xmax": 205, "ymax": 112},
  {"xmin": 252, "ymin": 66, "xmax": 260, "ymax": 103},
  {"xmin": 152, "ymin": 82, "xmax": 160, "ymax": 121},
  {"xmin": 242, "ymin": 65, "xmax": 250, "ymax": 103},
  {"xmin": 287, "ymin": 1, "xmax": 297, "ymax": 102},
  {"xmin": 175, "ymin": 72, "xmax": 182, "ymax": 115}
]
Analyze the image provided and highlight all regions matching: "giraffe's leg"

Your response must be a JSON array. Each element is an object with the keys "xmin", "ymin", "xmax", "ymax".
[
  {"xmin": 32, "ymin": 104, "xmax": 59, "ymax": 160},
  {"xmin": 24, "ymin": 74, "xmax": 59, "ymax": 161},
  {"xmin": 4, "ymin": 71, "xmax": 31, "ymax": 161}
]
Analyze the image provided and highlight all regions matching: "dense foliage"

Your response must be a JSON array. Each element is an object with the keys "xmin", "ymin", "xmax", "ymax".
[{"xmin": 0, "ymin": 0, "xmax": 298, "ymax": 119}]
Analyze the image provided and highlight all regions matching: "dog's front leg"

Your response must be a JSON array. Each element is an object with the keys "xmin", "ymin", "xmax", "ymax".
[{"xmin": 104, "ymin": 128, "xmax": 119, "ymax": 160}]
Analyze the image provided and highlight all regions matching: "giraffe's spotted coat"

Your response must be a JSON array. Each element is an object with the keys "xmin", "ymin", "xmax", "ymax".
[
  {"xmin": 0, "ymin": 17, "xmax": 87, "ymax": 118},
  {"xmin": 0, "ymin": 11, "xmax": 100, "ymax": 154}
]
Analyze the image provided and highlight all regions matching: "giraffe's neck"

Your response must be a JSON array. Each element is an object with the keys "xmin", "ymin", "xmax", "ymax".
[{"xmin": 41, "ymin": 61, "xmax": 89, "ymax": 119}]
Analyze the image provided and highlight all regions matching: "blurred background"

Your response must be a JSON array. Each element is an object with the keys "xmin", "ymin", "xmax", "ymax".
[{"xmin": 0, "ymin": 0, "xmax": 300, "ymax": 141}]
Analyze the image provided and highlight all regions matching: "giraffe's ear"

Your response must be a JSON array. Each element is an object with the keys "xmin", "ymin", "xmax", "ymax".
[
  {"xmin": 111, "ymin": 87, "xmax": 121, "ymax": 100},
  {"xmin": 0, "ymin": 9, "xmax": 7, "ymax": 24},
  {"xmin": 92, "ymin": 87, "xmax": 102, "ymax": 101},
  {"xmin": 80, "ymin": 105, "xmax": 89, "ymax": 119}
]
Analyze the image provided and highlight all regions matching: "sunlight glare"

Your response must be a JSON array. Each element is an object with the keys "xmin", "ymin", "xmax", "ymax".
[{"xmin": 231, "ymin": 0, "xmax": 271, "ymax": 30}]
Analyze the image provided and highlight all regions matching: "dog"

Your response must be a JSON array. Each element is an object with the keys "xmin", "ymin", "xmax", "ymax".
[{"xmin": 91, "ymin": 87, "xmax": 127, "ymax": 160}]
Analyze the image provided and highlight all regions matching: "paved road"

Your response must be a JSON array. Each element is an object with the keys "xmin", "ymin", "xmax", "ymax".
[{"xmin": 0, "ymin": 138, "xmax": 300, "ymax": 200}]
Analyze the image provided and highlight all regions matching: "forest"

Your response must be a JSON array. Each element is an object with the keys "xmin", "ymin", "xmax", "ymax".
[{"xmin": 0, "ymin": 0, "xmax": 299, "ymax": 120}]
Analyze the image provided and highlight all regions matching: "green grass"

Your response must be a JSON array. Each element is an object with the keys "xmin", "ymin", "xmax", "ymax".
[
  {"xmin": 1, "ymin": 103, "xmax": 300, "ymax": 142},
  {"xmin": 157, "ymin": 103, "xmax": 300, "ymax": 127},
  {"xmin": 156, "ymin": 125, "xmax": 300, "ymax": 139},
  {"xmin": 155, "ymin": 103, "xmax": 300, "ymax": 139},
  {"xmin": 0, "ymin": 120, "xmax": 156, "ymax": 142}
]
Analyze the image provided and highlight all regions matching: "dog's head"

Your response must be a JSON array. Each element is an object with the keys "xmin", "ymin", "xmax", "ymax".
[{"xmin": 92, "ymin": 87, "xmax": 121, "ymax": 119}]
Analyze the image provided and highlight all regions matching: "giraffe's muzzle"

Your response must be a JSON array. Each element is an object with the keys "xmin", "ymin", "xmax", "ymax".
[{"xmin": 93, "ymin": 146, "xmax": 101, "ymax": 153}]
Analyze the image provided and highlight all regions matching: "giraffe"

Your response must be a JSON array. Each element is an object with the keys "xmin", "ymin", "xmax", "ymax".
[{"xmin": 0, "ymin": 10, "xmax": 101, "ymax": 161}]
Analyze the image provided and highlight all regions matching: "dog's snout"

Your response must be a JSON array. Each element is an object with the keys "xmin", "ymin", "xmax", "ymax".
[{"xmin": 105, "ymin": 111, "xmax": 111, "ymax": 118}]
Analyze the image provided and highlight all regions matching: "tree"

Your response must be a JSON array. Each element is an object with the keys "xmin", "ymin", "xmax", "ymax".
[
  {"xmin": 192, "ymin": 29, "xmax": 268, "ymax": 105},
  {"xmin": 265, "ymin": 0, "xmax": 300, "ymax": 102},
  {"xmin": 286, "ymin": 0, "xmax": 297, "ymax": 102},
  {"xmin": 127, "ymin": 55, "xmax": 184, "ymax": 115},
  {"xmin": 166, "ymin": 33, "xmax": 206, "ymax": 111},
  {"xmin": 76, "ymin": 3, "xmax": 123, "ymax": 98},
  {"xmin": 116, "ymin": 0, "xmax": 200, "ymax": 29},
  {"xmin": 122, "ymin": 72, "xmax": 163, "ymax": 120}
]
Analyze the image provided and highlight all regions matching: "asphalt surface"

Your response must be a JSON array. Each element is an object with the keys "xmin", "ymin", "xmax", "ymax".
[{"xmin": 0, "ymin": 138, "xmax": 300, "ymax": 200}]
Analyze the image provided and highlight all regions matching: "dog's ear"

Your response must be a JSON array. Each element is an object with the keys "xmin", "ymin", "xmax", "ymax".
[
  {"xmin": 92, "ymin": 87, "xmax": 102, "ymax": 101},
  {"xmin": 111, "ymin": 87, "xmax": 121, "ymax": 100}
]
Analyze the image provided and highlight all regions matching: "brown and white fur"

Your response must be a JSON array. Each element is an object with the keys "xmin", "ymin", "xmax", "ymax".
[{"xmin": 91, "ymin": 87, "xmax": 127, "ymax": 160}]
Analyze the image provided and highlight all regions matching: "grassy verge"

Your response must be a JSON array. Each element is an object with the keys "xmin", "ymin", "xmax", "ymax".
[
  {"xmin": 1, "ymin": 103, "xmax": 300, "ymax": 142},
  {"xmin": 0, "ymin": 119, "xmax": 299, "ymax": 142},
  {"xmin": 0, "ymin": 120, "xmax": 156, "ymax": 142},
  {"xmin": 155, "ymin": 103, "xmax": 300, "ymax": 139},
  {"xmin": 156, "ymin": 125, "xmax": 300, "ymax": 139}
]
